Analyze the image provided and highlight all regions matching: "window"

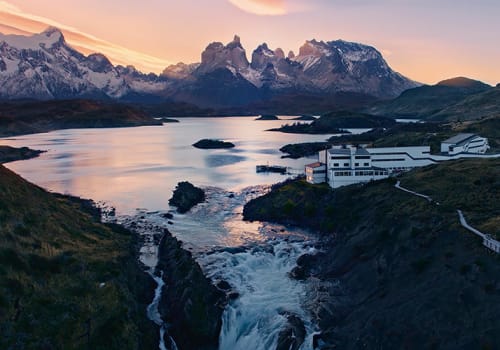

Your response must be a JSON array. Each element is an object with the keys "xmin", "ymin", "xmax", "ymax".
[
  {"xmin": 355, "ymin": 163, "xmax": 359, "ymax": 167},
  {"xmin": 364, "ymin": 163, "xmax": 369, "ymax": 166},
  {"xmin": 333, "ymin": 163, "xmax": 339, "ymax": 167},
  {"xmin": 344, "ymin": 163, "xmax": 349, "ymax": 167}
]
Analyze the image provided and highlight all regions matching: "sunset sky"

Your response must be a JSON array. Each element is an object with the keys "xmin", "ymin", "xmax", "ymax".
[{"xmin": 0, "ymin": 0, "xmax": 499, "ymax": 85}]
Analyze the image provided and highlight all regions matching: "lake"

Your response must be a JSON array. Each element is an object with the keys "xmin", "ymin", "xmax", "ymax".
[{"xmin": 1, "ymin": 116, "xmax": 334, "ymax": 214}]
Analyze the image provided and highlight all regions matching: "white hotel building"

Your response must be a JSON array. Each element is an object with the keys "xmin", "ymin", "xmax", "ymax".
[
  {"xmin": 306, "ymin": 133, "xmax": 492, "ymax": 189},
  {"xmin": 308, "ymin": 145, "xmax": 434, "ymax": 188}
]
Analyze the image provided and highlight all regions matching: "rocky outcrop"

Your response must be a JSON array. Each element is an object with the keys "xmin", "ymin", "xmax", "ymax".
[
  {"xmin": 168, "ymin": 181, "xmax": 205, "ymax": 213},
  {"xmin": 155, "ymin": 230, "xmax": 226, "ymax": 350},
  {"xmin": 276, "ymin": 313, "xmax": 306, "ymax": 350}
]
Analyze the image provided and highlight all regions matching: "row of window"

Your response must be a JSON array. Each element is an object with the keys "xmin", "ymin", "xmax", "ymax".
[
  {"xmin": 333, "ymin": 171, "xmax": 387, "ymax": 177},
  {"xmin": 372, "ymin": 158, "xmax": 406, "ymax": 162},
  {"xmin": 332, "ymin": 162, "xmax": 370, "ymax": 167}
]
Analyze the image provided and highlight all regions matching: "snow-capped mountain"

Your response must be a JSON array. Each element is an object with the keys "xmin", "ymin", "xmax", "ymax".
[
  {"xmin": 0, "ymin": 28, "xmax": 419, "ymax": 109},
  {"xmin": 166, "ymin": 36, "xmax": 418, "ymax": 106},
  {"xmin": 0, "ymin": 27, "xmax": 167, "ymax": 100}
]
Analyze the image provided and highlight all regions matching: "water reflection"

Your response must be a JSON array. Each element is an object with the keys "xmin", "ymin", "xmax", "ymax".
[{"xmin": 1, "ymin": 117, "xmax": 333, "ymax": 214}]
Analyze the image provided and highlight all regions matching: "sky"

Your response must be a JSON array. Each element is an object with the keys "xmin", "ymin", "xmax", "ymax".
[{"xmin": 0, "ymin": 0, "xmax": 499, "ymax": 85}]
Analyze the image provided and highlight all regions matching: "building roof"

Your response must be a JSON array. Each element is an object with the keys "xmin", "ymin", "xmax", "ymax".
[
  {"xmin": 442, "ymin": 133, "xmax": 476, "ymax": 145},
  {"xmin": 328, "ymin": 148, "xmax": 351, "ymax": 155},
  {"xmin": 328, "ymin": 147, "xmax": 370, "ymax": 156},
  {"xmin": 305, "ymin": 162, "xmax": 324, "ymax": 168},
  {"xmin": 355, "ymin": 148, "xmax": 370, "ymax": 156}
]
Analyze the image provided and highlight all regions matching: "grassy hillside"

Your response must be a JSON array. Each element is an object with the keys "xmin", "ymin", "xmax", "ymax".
[
  {"xmin": 244, "ymin": 158, "xmax": 500, "ymax": 349},
  {"xmin": 0, "ymin": 165, "xmax": 156, "ymax": 349},
  {"xmin": 0, "ymin": 99, "xmax": 161, "ymax": 137},
  {"xmin": 245, "ymin": 158, "xmax": 499, "ymax": 238},
  {"xmin": 367, "ymin": 78, "xmax": 499, "ymax": 122}
]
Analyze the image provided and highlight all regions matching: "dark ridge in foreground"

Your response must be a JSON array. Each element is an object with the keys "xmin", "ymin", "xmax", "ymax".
[
  {"xmin": 0, "ymin": 164, "xmax": 157, "ymax": 349},
  {"xmin": 0, "ymin": 99, "xmax": 161, "ymax": 137},
  {"xmin": 244, "ymin": 159, "xmax": 500, "ymax": 349},
  {"xmin": 0, "ymin": 145, "xmax": 44, "ymax": 163},
  {"xmin": 156, "ymin": 230, "xmax": 226, "ymax": 350}
]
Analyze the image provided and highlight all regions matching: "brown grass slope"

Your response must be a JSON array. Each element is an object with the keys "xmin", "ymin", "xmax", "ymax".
[{"xmin": 0, "ymin": 165, "xmax": 156, "ymax": 349}]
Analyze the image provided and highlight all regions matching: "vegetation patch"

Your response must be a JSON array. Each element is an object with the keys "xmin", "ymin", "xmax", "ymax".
[{"xmin": 0, "ymin": 165, "xmax": 156, "ymax": 349}]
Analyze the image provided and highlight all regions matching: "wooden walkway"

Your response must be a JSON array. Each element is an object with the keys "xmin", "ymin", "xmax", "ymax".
[{"xmin": 394, "ymin": 181, "xmax": 499, "ymax": 253}]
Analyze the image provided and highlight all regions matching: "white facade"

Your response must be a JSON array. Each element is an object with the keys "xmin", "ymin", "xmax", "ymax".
[
  {"xmin": 324, "ymin": 146, "xmax": 389, "ymax": 189},
  {"xmin": 310, "ymin": 145, "xmax": 436, "ymax": 189},
  {"xmin": 307, "ymin": 134, "xmax": 497, "ymax": 190},
  {"xmin": 305, "ymin": 162, "xmax": 326, "ymax": 184},
  {"xmin": 483, "ymin": 235, "xmax": 500, "ymax": 253},
  {"xmin": 366, "ymin": 146, "xmax": 434, "ymax": 172},
  {"xmin": 441, "ymin": 133, "xmax": 490, "ymax": 155}
]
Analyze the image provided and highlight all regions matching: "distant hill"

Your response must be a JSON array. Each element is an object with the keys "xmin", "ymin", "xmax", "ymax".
[
  {"xmin": 367, "ymin": 77, "xmax": 495, "ymax": 121},
  {"xmin": 430, "ymin": 85, "xmax": 500, "ymax": 121},
  {"xmin": 0, "ymin": 99, "xmax": 161, "ymax": 137},
  {"xmin": 270, "ymin": 110, "xmax": 395, "ymax": 134}
]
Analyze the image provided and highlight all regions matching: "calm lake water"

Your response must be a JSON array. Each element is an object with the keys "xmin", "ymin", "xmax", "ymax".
[{"xmin": 1, "ymin": 116, "xmax": 334, "ymax": 214}]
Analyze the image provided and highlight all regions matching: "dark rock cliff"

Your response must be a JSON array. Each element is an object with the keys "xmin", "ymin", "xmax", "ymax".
[{"xmin": 155, "ymin": 230, "xmax": 226, "ymax": 350}]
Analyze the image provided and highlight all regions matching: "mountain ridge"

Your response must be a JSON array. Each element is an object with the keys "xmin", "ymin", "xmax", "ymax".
[{"xmin": 0, "ymin": 27, "xmax": 419, "ymax": 111}]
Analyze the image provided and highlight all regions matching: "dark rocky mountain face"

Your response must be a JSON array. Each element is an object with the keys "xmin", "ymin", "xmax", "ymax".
[{"xmin": 0, "ymin": 27, "xmax": 419, "ymax": 111}]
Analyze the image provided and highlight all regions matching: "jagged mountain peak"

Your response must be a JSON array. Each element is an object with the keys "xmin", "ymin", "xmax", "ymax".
[
  {"xmin": 198, "ymin": 35, "xmax": 249, "ymax": 75},
  {"xmin": 0, "ymin": 26, "xmax": 66, "ymax": 51},
  {"xmin": 274, "ymin": 48, "xmax": 285, "ymax": 59},
  {"xmin": 297, "ymin": 39, "xmax": 329, "ymax": 57},
  {"xmin": 41, "ymin": 26, "xmax": 64, "ymax": 39}
]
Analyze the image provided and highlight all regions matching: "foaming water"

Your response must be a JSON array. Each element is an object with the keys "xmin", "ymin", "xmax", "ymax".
[
  {"xmin": 199, "ymin": 241, "xmax": 317, "ymax": 350},
  {"xmin": 114, "ymin": 186, "xmax": 318, "ymax": 350}
]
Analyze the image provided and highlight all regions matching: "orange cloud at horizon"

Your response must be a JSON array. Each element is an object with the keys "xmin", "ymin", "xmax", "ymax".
[
  {"xmin": 227, "ymin": 0, "xmax": 287, "ymax": 15},
  {"xmin": 0, "ymin": 2, "xmax": 172, "ymax": 73}
]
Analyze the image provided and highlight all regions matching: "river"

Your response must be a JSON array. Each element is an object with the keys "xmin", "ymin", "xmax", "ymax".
[{"xmin": 1, "ymin": 116, "xmax": 339, "ymax": 349}]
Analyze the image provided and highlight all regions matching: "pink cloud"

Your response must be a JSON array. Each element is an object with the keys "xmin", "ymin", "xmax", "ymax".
[{"xmin": 227, "ymin": 0, "xmax": 287, "ymax": 15}]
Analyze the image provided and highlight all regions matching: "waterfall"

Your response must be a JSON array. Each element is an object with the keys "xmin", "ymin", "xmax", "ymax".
[{"xmin": 199, "ymin": 240, "xmax": 317, "ymax": 350}]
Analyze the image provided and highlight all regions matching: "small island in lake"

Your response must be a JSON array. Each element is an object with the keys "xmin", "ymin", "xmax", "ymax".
[
  {"xmin": 193, "ymin": 139, "xmax": 235, "ymax": 149},
  {"xmin": 255, "ymin": 115, "xmax": 279, "ymax": 121},
  {"xmin": 159, "ymin": 117, "xmax": 180, "ymax": 123},
  {"xmin": 169, "ymin": 181, "xmax": 206, "ymax": 213}
]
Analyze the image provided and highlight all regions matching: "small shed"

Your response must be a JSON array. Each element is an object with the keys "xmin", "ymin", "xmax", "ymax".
[{"xmin": 305, "ymin": 162, "xmax": 326, "ymax": 184}]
